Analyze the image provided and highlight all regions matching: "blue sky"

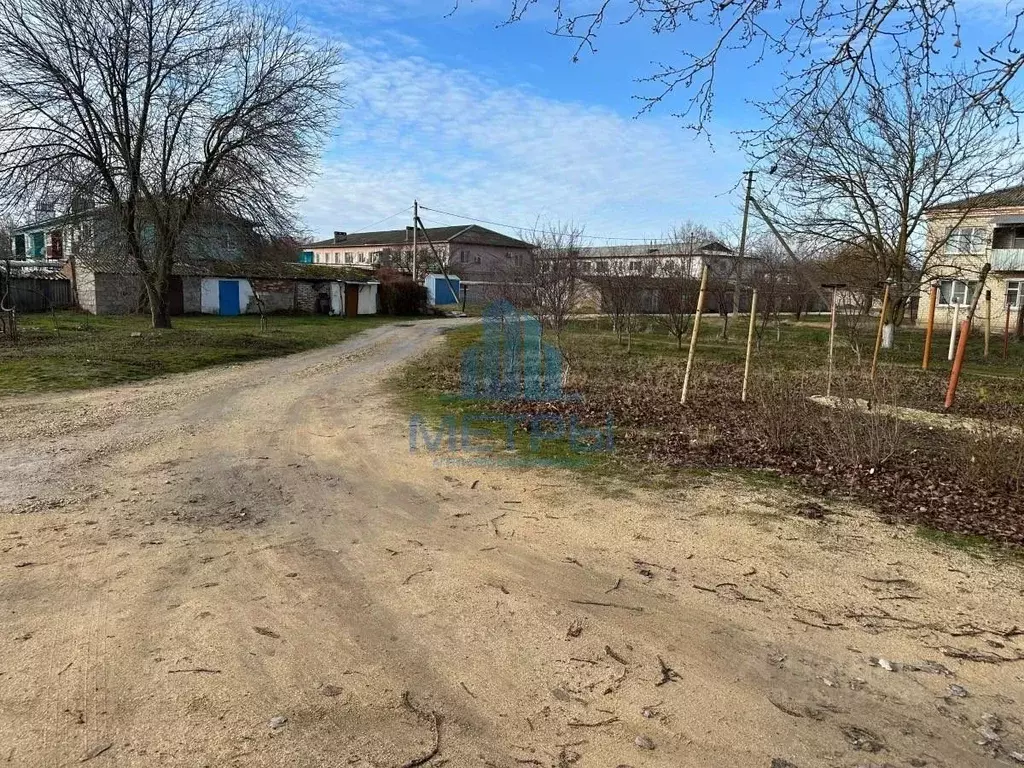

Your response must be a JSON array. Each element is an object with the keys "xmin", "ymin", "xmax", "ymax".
[{"xmin": 295, "ymin": 0, "xmax": 1018, "ymax": 245}]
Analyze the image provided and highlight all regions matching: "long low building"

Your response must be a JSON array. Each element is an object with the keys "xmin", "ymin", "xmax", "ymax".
[
  {"xmin": 304, "ymin": 224, "xmax": 535, "ymax": 281},
  {"xmin": 68, "ymin": 253, "xmax": 379, "ymax": 317}
]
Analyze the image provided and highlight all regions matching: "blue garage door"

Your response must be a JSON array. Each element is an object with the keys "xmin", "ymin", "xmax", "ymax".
[{"xmin": 218, "ymin": 280, "xmax": 240, "ymax": 316}]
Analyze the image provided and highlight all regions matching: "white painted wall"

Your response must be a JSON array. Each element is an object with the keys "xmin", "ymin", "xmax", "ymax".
[
  {"xmin": 329, "ymin": 282, "xmax": 342, "ymax": 315},
  {"xmin": 357, "ymin": 283, "xmax": 378, "ymax": 314},
  {"xmin": 200, "ymin": 278, "xmax": 253, "ymax": 314},
  {"xmin": 200, "ymin": 278, "xmax": 219, "ymax": 313}
]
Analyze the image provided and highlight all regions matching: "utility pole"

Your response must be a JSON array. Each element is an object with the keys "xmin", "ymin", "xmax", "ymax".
[
  {"xmin": 734, "ymin": 170, "xmax": 755, "ymax": 321},
  {"xmin": 412, "ymin": 200, "xmax": 418, "ymax": 280}
]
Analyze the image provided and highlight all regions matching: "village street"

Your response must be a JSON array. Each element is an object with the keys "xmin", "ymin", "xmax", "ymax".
[{"xmin": 1, "ymin": 320, "xmax": 1023, "ymax": 767}]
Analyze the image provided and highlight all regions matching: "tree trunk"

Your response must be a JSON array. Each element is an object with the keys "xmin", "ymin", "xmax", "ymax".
[
  {"xmin": 145, "ymin": 276, "xmax": 173, "ymax": 329},
  {"xmin": 881, "ymin": 323, "xmax": 894, "ymax": 349},
  {"xmin": 151, "ymin": 300, "xmax": 172, "ymax": 328}
]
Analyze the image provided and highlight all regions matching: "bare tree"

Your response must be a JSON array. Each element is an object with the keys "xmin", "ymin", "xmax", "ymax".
[
  {"xmin": 747, "ymin": 234, "xmax": 786, "ymax": 346},
  {"xmin": 653, "ymin": 257, "xmax": 697, "ymax": 350},
  {"xmin": 515, "ymin": 222, "xmax": 584, "ymax": 381},
  {"xmin": 482, "ymin": 1, "xmax": 1024, "ymax": 134},
  {"xmin": 753, "ymin": 60, "xmax": 1020, "ymax": 346},
  {"xmin": 0, "ymin": 0, "xmax": 341, "ymax": 328}
]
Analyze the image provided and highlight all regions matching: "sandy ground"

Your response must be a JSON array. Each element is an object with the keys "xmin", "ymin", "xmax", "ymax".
[{"xmin": 2, "ymin": 319, "xmax": 1024, "ymax": 768}]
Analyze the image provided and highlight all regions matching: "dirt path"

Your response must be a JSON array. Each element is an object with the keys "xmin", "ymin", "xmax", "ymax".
[{"xmin": 2, "ymin": 320, "xmax": 1023, "ymax": 768}]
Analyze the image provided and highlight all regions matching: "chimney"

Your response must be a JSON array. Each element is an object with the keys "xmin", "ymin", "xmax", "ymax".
[
  {"xmin": 405, "ymin": 226, "xmax": 414, "ymax": 242},
  {"xmin": 333, "ymin": 231, "xmax": 347, "ymax": 244},
  {"xmin": 35, "ymin": 200, "xmax": 55, "ymax": 221}
]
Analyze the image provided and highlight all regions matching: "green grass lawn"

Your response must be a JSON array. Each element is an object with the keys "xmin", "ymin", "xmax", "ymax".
[{"xmin": 0, "ymin": 312, "xmax": 400, "ymax": 395}]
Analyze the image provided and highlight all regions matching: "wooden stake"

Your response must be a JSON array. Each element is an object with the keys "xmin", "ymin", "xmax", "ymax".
[
  {"xmin": 1005, "ymin": 302, "xmax": 1012, "ymax": 360},
  {"xmin": 922, "ymin": 284, "xmax": 937, "ymax": 370},
  {"xmin": 984, "ymin": 289, "xmax": 991, "ymax": 359},
  {"xmin": 741, "ymin": 288, "xmax": 758, "ymax": 402},
  {"xmin": 680, "ymin": 263, "xmax": 709, "ymax": 405},
  {"xmin": 870, "ymin": 283, "xmax": 890, "ymax": 384},
  {"xmin": 826, "ymin": 286, "xmax": 838, "ymax": 398}
]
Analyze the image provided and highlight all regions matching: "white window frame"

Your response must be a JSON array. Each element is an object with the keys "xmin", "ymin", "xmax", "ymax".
[
  {"xmin": 937, "ymin": 278, "xmax": 977, "ymax": 306},
  {"xmin": 945, "ymin": 227, "xmax": 988, "ymax": 255},
  {"xmin": 1007, "ymin": 279, "xmax": 1023, "ymax": 309},
  {"xmin": 344, "ymin": 253, "xmax": 354, "ymax": 264},
  {"xmin": 459, "ymin": 249, "xmax": 470, "ymax": 264}
]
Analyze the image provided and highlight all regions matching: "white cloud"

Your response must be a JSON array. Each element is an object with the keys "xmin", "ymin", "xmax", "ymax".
[{"xmin": 298, "ymin": 37, "xmax": 746, "ymax": 242}]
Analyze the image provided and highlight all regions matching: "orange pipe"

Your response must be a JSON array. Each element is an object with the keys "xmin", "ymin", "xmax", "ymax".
[
  {"xmin": 922, "ymin": 285, "xmax": 937, "ymax": 370},
  {"xmin": 945, "ymin": 319, "xmax": 971, "ymax": 410}
]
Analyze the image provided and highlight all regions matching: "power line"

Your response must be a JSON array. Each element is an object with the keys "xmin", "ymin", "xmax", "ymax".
[
  {"xmin": 416, "ymin": 204, "xmax": 681, "ymax": 244},
  {"xmin": 349, "ymin": 206, "xmax": 413, "ymax": 235}
]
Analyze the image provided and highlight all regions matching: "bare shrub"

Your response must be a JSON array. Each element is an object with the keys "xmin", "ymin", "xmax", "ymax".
[
  {"xmin": 749, "ymin": 369, "xmax": 815, "ymax": 456},
  {"xmin": 815, "ymin": 374, "xmax": 903, "ymax": 467},
  {"xmin": 957, "ymin": 410, "xmax": 1024, "ymax": 496}
]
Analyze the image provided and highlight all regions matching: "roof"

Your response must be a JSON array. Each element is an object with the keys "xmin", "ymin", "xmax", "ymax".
[
  {"xmin": 573, "ymin": 241, "xmax": 735, "ymax": 260},
  {"xmin": 12, "ymin": 203, "xmax": 257, "ymax": 234},
  {"xmin": 927, "ymin": 185, "xmax": 1024, "ymax": 213},
  {"xmin": 74, "ymin": 251, "xmax": 376, "ymax": 282},
  {"xmin": 309, "ymin": 224, "xmax": 533, "ymax": 250}
]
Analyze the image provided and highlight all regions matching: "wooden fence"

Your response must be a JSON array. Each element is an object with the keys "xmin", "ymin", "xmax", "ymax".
[{"xmin": 2, "ymin": 277, "xmax": 74, "ymax": 312}]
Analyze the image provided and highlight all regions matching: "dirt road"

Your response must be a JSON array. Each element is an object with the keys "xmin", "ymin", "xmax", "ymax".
[{"xmin": 2, "ymin": 320, "xmax": 1023, "ymax": 767}]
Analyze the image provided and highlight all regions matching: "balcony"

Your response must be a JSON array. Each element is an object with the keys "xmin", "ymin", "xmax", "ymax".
[{"xmin": 990, "ymin": 249, "xmax": 1024, "ymax": 272}]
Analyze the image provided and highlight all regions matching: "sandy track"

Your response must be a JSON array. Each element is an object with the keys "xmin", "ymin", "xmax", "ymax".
[{"xmin": 1, "ymin": 319, "xmax": 1023, "ymax": 767}]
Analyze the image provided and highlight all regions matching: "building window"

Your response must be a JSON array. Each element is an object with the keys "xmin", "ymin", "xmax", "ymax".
[
  {"xmin": 628, "ymin": 260, "xmax": 642, "ymax": 272},
  {"xmin": 596, "ymin": 261, "xmax": 608, "ymax": 274},
  {"xmin": 938, "ymin": 279, "xmax": 977, "ymax": 306},
  {"xmin": 459, "ymin": 249, "xmax": 469, "ymax": 264},
  {"xmin": 945, "ymin": 227, "xmax": 988, "ymax": 255},
  {"xmin": 30, "ymin": 231, "xmax": 45, "ymax": 258},
  {"xmin": 14, "ymin": 233, "xmax": 25, "ymax": 257},
  {"xmin": 473, "ymin": 254, "xmax": 481, "ymax": 264},
  {"xmin": 345, "ymin": 253, "xmax": 354, "ymax": 264},
  {"xmin": 1007, "ymin": 280, "xmax": 1023, "ymax": 309},
  {"xmin": 514, "ymin": 253, "xmax": 524, "ymax": 267},
  {"xmin": 992, "ymin": 226, "xmax": 1024, "ymax": 249},
  {"xmin": 359, "ymin": 254, "xmax": 367, "ymax": 264}
]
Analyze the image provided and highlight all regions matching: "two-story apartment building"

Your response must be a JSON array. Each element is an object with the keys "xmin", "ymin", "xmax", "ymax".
[
  {"xmin": 921, "ymin": 185, "xmax": 1024, "ymax": 327},
  {"xmin": 8, "ymin": 203, "xmax": 382, "ymax": 317},
  {"xmin": 572, "ymin": 240, "xmax": 737, "ymax": 277},
  {"xmin": 306, "ymin": 225, "xmax": 535, "ymax": 281}
]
